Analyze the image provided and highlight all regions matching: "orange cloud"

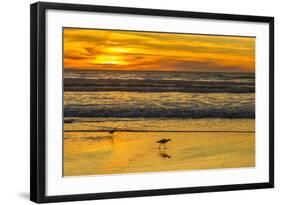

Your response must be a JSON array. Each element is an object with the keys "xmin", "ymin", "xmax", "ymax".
[{"xmin": 64, "ymin": 28, "xmax": 255, "ymax": 73}]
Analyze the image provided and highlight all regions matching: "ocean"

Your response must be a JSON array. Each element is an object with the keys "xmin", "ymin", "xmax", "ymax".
[{"xmin": 64, "ymin": 69, "xmax": 255, "ymax": 119}]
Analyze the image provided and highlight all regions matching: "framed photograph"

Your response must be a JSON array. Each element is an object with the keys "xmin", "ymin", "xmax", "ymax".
[{"xmin": 30, "ymin": 2, "xmax": 274, "ymax": 203}]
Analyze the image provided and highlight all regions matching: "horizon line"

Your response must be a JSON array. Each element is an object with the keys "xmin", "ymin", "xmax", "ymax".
[{"xmin": 64, "ymin": 67, "xmax": 255, "ymax": 74}]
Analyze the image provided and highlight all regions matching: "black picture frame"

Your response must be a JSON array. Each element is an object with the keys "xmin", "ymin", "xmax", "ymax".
[{"xmin": 30, "ymin": 2, "xmax": 274, "ymax": 203}]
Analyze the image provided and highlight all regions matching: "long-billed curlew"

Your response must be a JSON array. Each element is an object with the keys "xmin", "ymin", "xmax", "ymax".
[{"xmin": 156, "ymin": 138, "xmax": 173, "ymax": 149}]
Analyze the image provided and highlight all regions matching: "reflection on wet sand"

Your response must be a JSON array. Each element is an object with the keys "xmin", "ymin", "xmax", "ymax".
[
  {"xmin": 64, "ymin": 118, "xmax": 255, "ymax": 176},
  {"xmin": 159, "ymin": 148, "xmax": 172, "ymax": 159}
]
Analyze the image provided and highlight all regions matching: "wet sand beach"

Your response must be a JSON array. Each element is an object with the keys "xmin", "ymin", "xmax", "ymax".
[{"xmin": 64, "ymin": 118, "xmax": 255, "ymax": 176}]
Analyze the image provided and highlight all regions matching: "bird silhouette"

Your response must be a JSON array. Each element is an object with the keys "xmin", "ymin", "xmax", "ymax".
[
  {"xmin": 108, "ymin": 129, "xmax": 115, "ymax": 134},
  {"xmin": 157, "ymin": 138, "xmax": 173, "ymax": 149}
]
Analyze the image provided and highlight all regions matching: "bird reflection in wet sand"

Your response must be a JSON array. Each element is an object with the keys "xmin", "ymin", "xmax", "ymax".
[{"xmin": 159, "ymin": 148, "xmax": 172, "ymax": 159}]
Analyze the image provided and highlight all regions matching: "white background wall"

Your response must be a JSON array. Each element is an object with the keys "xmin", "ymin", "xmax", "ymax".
[{"xmin": 0, "ymin": 0, "xmax": 279, "ymax": 204}]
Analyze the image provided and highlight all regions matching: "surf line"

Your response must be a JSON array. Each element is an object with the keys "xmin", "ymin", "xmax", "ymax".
[{"xmin": 64, "ymin": 130, "xmax": 255, "ymax": 133}]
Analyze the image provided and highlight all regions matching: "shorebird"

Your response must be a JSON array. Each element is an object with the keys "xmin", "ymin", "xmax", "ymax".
[
  {"xmin": 157, "ymin": 138, "xmax": 173, "ymax": 149},
  {"xmin": 108, "ymin": 129, "xmax": 115, "ymax": 134},
  {"xmin": 108, "ymin": 129, "xmax": 116, "ymax": 145}
]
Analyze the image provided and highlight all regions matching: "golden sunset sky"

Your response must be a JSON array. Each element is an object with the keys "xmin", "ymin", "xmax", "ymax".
[{"xmin": 64, "ymin": 28, "xmax": 255, "ymax": 72}]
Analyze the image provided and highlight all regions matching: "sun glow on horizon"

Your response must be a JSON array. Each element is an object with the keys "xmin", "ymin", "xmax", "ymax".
[{"xmin": 92, "ymin": 55, "xmax": 128, "ymax": 65}]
